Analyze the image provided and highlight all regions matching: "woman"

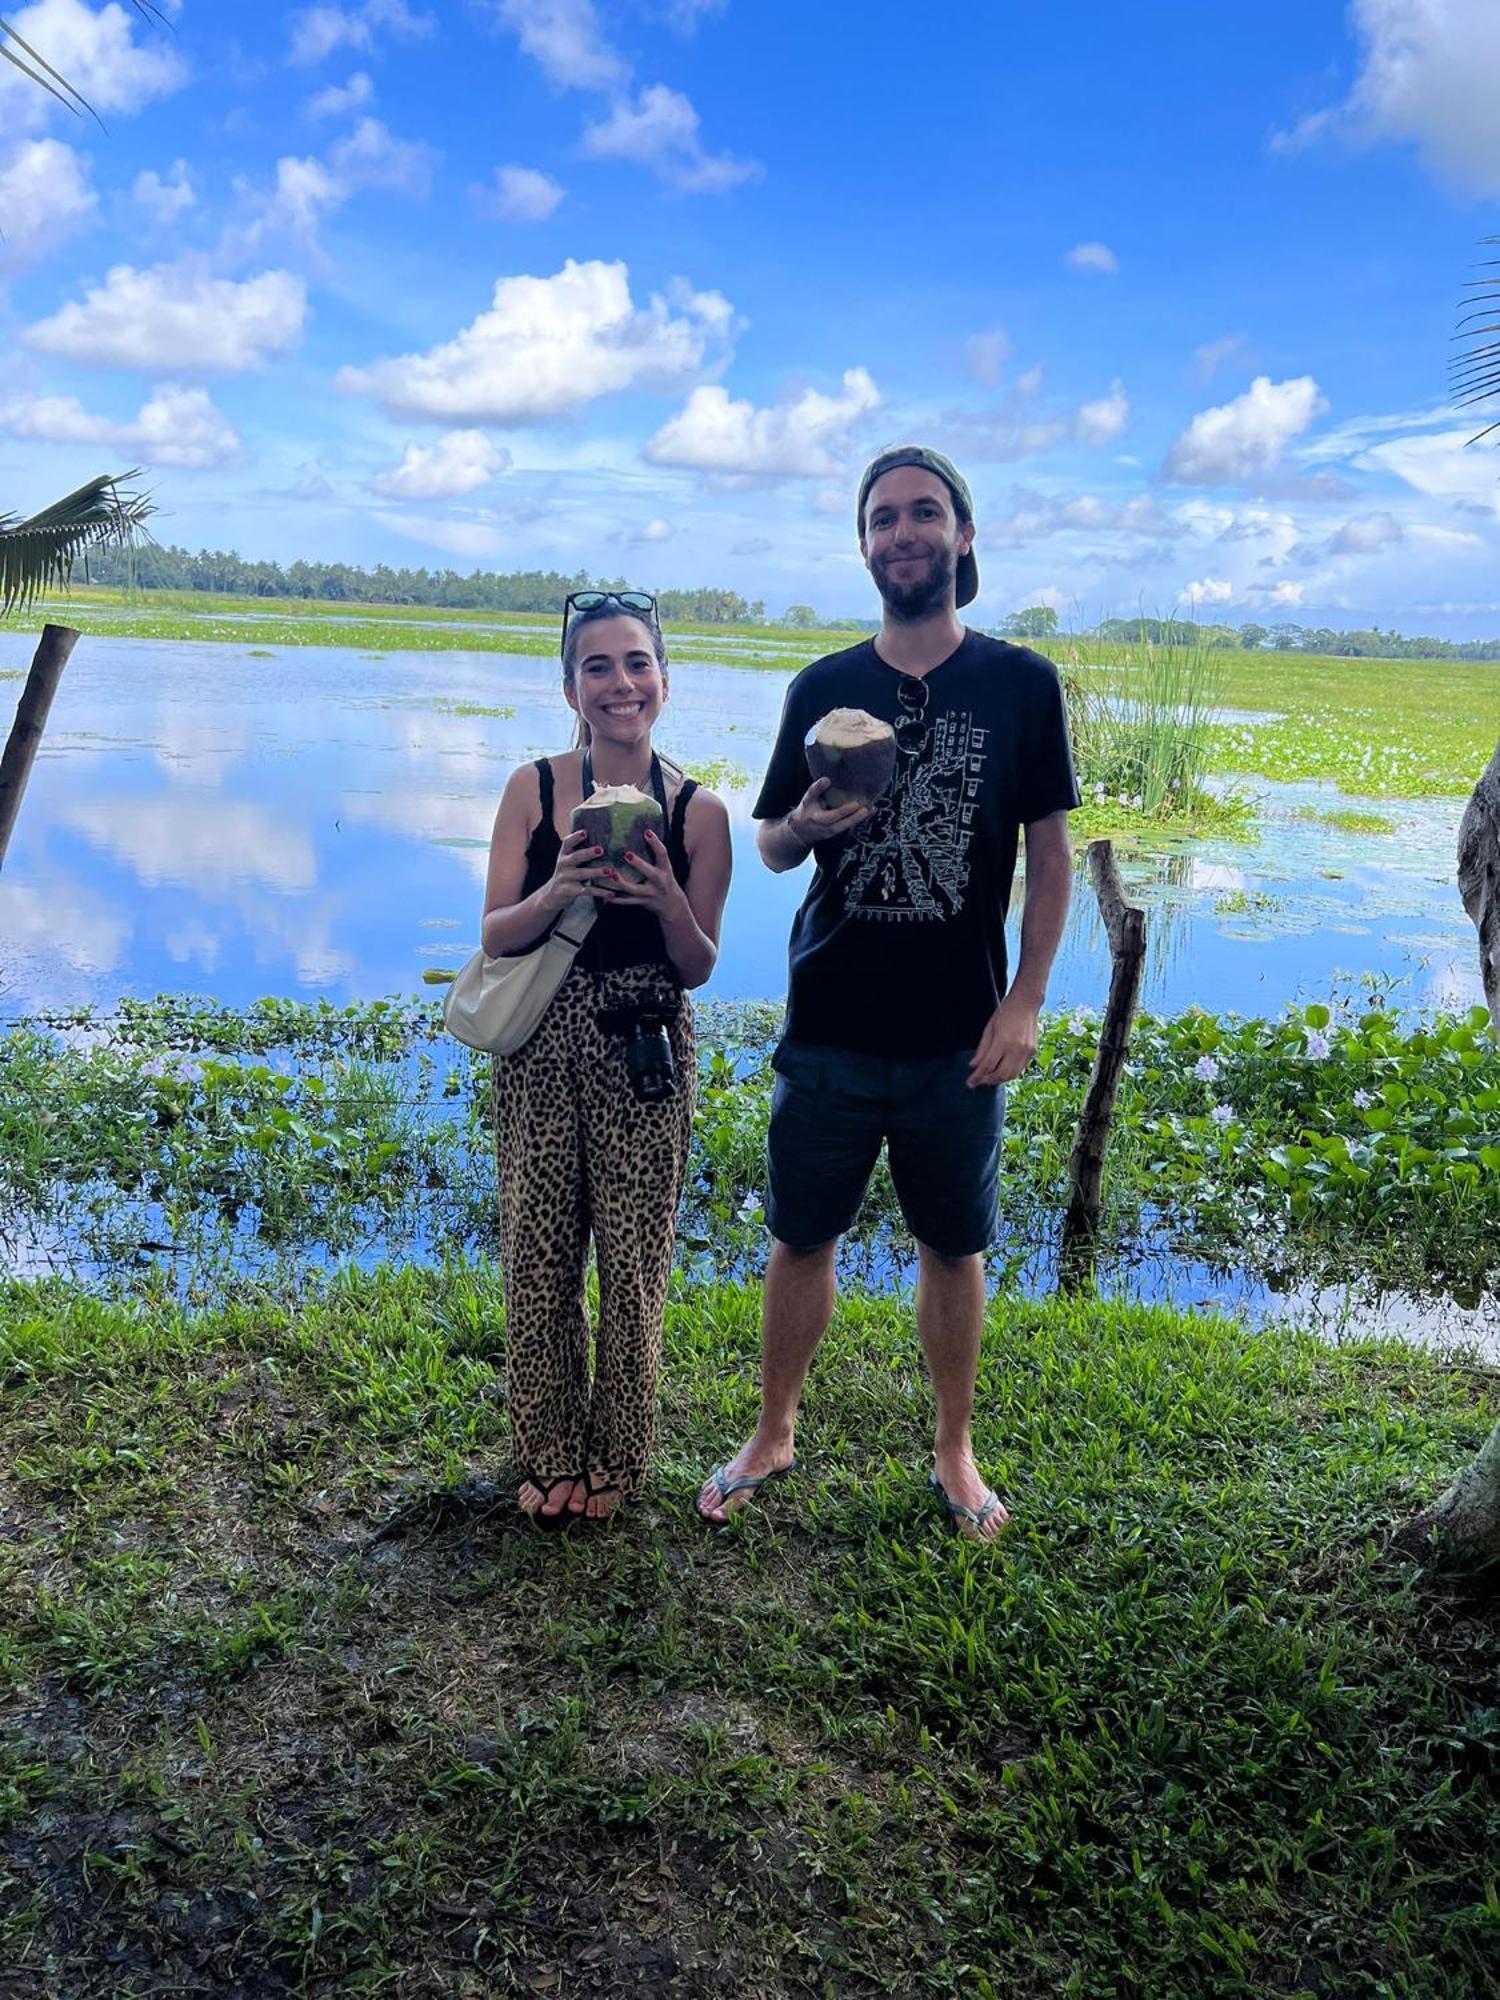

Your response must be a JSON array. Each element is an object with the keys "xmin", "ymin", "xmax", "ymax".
[{"xmin": 482, "ymin": 590, "xmax": 732, "ymax": 1523}]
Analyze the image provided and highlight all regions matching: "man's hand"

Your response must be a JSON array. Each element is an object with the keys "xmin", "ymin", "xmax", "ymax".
[
  {"xmin": 787, "ymin": 775, "xmax": 871, "ymax": 846},
  {"xmin": 968, "ymin": 990, "xmax": 1042, "ymax": 1087}
]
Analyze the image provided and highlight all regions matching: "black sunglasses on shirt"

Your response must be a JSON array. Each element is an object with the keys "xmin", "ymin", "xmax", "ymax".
[
  {"xmin": 894, "ymin": 672, "xmax": 930, "ymax": 755},
  {"xmin": 559, "ymin": 589, "xmax": 658, "ymax": 655}
]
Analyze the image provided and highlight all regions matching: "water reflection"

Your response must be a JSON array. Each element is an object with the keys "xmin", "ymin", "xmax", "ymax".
[{"xmin": 0, "ymin": 632, "xmax": 1481, "ymax": 1022}]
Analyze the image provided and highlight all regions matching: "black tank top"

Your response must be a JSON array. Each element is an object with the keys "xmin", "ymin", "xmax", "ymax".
[{"xmin": 520, "ymin": 756, "xmax": 697, "ymax": 974}]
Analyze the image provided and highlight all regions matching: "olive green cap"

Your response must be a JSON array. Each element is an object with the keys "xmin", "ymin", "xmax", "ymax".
[{"xmin": 857, "ymin": 444, "xmax": 979, "ymax": 608}]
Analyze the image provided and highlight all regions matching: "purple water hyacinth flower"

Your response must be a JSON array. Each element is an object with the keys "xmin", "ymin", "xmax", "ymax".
[
  {"xmin": 1194, "ymin": 1054, "xmax": 1221, "ymax": 1082},
  {"xmin": 1210, "ymin": 1104, "xmax": 1234, "ymax": 1127},
  {"xmin": 1305, "ymin": 1029, "xmax": 1331, "ymax": 1060}
]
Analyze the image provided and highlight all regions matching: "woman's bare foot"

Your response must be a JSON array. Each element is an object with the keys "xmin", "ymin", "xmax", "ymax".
[
  {"xmin": 584, "ymin": 1488, "xmax": 625, "ymax": 1521},
  {"xmin": 518, "ymin": 1478, "xmax": 580, "ymax": 1520}
]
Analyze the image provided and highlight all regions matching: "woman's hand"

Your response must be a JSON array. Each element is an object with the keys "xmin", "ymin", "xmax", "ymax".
[
  {"xmin": 543, "ymin": 827, "xmax": 615, "ymax": 911},
  {"xmin": 604, "ymin": 826, "xmax": 692, "ymax": 921}
]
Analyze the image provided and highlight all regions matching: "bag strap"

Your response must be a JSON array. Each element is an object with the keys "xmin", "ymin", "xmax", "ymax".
[
  {"xmin": 535, "ymin": 756, "xmax": 554, "ymax": 821},
  {"xmin": 552, "ymin": 893, "xmax": 598, "ymax": 948},
  {"xmin": 669, "ymin": 777, "xmax": 697, "ymax": 849}
]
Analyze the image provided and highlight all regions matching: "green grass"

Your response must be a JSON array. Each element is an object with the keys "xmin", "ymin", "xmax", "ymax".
[
  {"xmin": 1293, "ymin": 805, "xmax": 1399, "ymax": 836},
  {"xmin": 0, "ymin": 1264, "xmax": 1495, "ymax": 1996}
]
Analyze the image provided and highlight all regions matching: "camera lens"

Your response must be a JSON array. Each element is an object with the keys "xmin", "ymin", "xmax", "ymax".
[{"xmin": 624, "ymin": 1019, "xmax": 676, "ymax": 1103}]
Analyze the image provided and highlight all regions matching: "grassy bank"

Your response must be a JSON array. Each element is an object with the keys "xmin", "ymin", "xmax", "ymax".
[{"xmin": 1, "ymin": 1266, "xmax": 1496, "ymax": 1996}]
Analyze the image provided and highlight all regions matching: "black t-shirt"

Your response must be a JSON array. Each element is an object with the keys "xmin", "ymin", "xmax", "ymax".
[{"xmin": 754, "ymin": 631, "xmax": 1080, "ymax": 1057}]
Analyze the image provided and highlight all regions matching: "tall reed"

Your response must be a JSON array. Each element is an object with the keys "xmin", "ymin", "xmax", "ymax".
[{"xmin": 1059, "ymin": 629, "xmax": 1227, "ymax": 815}]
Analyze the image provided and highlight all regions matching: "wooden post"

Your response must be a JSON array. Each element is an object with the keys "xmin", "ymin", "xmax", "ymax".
[
  {"xmin": 0, "ymin": 623, "xmax": 80, "ymax": 873},
  {"xmin": 1058, "ymin": 839, "xmax": 1147, "ymax": 1293}
]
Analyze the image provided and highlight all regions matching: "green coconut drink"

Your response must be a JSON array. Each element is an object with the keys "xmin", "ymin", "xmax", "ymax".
[
  {"xmin": 805, "ymin": 707, "xmax": 898, "ymax": 808},
  {"xmin": 571, "ymin": 784, "xmax": 665, "ymax": 883}
]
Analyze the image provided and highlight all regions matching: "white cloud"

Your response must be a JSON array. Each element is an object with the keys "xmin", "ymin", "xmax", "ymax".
[
  {"xmin": 0, "ymin": 383, "xmax": 241, "ymax": 468},
  {"xmin": 1326, "ymin": 510, "xmax": 1404, "ymax": 554},
  {"xmin": 1066, "ymin": 241, "xmax": 1119, "ymax": 274},
  {"xmin": 230, "ymin": 117, "xmax": 433, "ymax": 260},
  {"xmin": 25, "ymin": 264, "xmax": 307, "ymax": 371},
  {"xmin": 1354, "ymin": 426, "xmax": 1500, "ymax": 498},
  {"xmin": 0, "ymin": 138, "xmax": 95, "ymax": 264},
  {"xmin": 496, "ymin": 0, "xmax": 627, "ymax": 91},
  {"xmin": 0, "ymin": 0, "xmax": 186, "ymax": 133},
  {"xmin": 1163, "ymin": 375, "xmax": 1328, "ymax": 484},
  {"xmin": 1183, "ymin": 577, "xmax": 1235, "ymax": 605},
  {"xmin": 656, "ymin": 0, "xmax": 727, "ymax": 28},
  {"xmin": 644, "ymin": 367, "xmax": 880, "ymax": 478},
  {"xmin": 369, "ymin": 429, "xmax": 512, "ymax": 498},
  {"xmin": 941, "ymin": 368, "xmax": 1132, "ymax": 463},
  {"xmin": 1275, "ymin": 0, "xmax": 1500, "ymax": 194},
  {"xmin": 372, "ymin": 511, "xmax": 505, "ymax": 558},
  {"xmin": 985, "ymin": 487, "xmax": 1186, "ymax": 546},
  {"xmin": 1253, "ymin": 580, "xmax": 1305, "ymax": 608},
  {"xmin": 338, "ymin": 258, "xmax": 735, "ymax": 422},
  {"xmin": 1075, "ymin": 379, "xmax": 1130, "ymax": 445},
  {"xmin": 628, "ymin": 517, "xmax": 672, "ymax": 543},
  {"xmin": 131, "ymin": 159, "xmax": 195, "ymax": 225},
  {"xmin": 965, "ymin": 326, "xmax": 1010, "ymax": 386},
  {"xmin": 581, "ymin": 83, "xmax": 759, "ymax": 193},
  {"xmin": 306, "ymin": 70, "xmax": 374, "ymax": 117},
  {"xmin": 1192, "ymin": 333, "xmax": 1254, "ymax": 384},
  {"xmin": 289, "ymin": 1, "xmax": 431, "ymax": 67},
  {"xmin": 476, "ymin": 164, "xmax": 566, "ymax": 222}
]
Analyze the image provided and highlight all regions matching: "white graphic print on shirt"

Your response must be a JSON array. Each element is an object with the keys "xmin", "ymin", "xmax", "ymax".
[{"xmin": 836, "ymin": 708, "xmax": 990, "ymax": 922}]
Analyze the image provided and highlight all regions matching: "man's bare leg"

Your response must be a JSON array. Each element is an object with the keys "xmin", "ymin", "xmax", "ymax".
[
  {"xmin": 696, "ymin": 1237, "xmax": 836, "ymax": 1521},
  {"xmin": 915, "ymin": 1243, "xmax": 1009, "ymax": 1539}
]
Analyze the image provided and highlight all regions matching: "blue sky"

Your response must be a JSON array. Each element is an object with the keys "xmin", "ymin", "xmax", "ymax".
[{"xmin": 3, "ymin": 0, "xmax": 1500, "ymax": 633}]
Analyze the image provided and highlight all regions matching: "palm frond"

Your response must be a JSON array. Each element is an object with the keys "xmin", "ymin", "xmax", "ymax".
[
  {"xmin": 0, "ymin": 472, "xmax": 155, "ymax": 617},
  {"xmin": 0, "ymin": 4, "xmax": 168, "ymax": 122},
  {"xmin": 1453, "ymin": 237, "xmax": 1500, "ymax": 444}
]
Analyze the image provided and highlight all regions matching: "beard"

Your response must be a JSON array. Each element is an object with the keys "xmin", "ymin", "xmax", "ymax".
[{"xmin": 870, "ymin": 543, "xmax": 957, "ymax": 622}]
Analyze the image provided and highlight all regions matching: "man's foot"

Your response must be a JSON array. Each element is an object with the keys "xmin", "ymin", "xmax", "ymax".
[
  {"xmin": 929, "ymin": 1446, "xmax": 1009, "ymax": 1543},
  {"xmin": 518, "ymin": 1477, "xmax": 580, "ymax": 1521},
  {"xmin": 695, "ymin": 1435, "xmax": 798, "ymax": 1524}
]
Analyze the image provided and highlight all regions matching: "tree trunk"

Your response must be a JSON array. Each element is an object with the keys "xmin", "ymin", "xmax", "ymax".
[
  {"xmin": 1397, "ymin": 737, "xmax": 1500, "ymax": 1564},
  {"xmin": 0, "ymin": 624, "xmax": 80, "ymax": 873},
  {"xmin": 1059, "ymin": 840, "xmax": 1147, "ymax": 1293}
]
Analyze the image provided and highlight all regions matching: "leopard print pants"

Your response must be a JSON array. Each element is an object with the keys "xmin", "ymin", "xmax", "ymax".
[{"xmin": 491, "ymin": 961, "xmax": 695, "ymax": 1502}]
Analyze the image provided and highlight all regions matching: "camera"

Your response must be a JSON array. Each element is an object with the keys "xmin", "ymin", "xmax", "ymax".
[{"xmin": 597, "ymin": 999, "xmax": 679, "ymax": 1103}]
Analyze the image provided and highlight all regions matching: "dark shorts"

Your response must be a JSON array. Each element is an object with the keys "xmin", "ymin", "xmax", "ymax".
[{"xmin": 764, "ymin": 1039, "xmax": 1006, "ymax": 1258}]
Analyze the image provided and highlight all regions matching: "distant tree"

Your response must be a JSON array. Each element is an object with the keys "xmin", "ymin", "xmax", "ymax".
[
  {"xmin": 782, "ymin": 604, "xmax": 818, "ymax": 628},
  {"xmin": 1238, "ymin": 623, "xmax": 1269, "ymax": 650},
  {"xmin": 1001, "ymin": 605, "xmax": 1060, "ymax": 640}
]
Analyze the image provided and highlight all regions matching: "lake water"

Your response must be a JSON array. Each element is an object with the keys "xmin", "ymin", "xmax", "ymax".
[
  {"xmin": 3, "ymin": 633, "xmax": 1494, "ymax": 1354},
  {"xmin": 0, "ymin": 634, "xmax": 1481, "ymax": 1023},
  {"xmin": 0, "ymin": 632, "xmax": 1480, "ymax": 1024}
]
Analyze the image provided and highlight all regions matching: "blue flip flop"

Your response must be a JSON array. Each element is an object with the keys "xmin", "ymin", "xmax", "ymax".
[
  {"xmin": 928, "ymin": 1471, "xmax": 1008, "ymax": 1541},
  {"xmin": 695, "ymin": 1458, "xmax": 800, "ymax": 1525}
]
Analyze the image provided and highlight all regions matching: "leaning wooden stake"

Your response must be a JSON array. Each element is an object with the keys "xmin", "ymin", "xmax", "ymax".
[
  {"xmin": 1394, "ymin": 736, "xmax": 1500, "ymax": 1564},
  {"xmin": 0, "ymin": 623, "xmax": 80, "ymax": 873},
  {"xmin": 1058, "ymin": 840, "xmax": 1147, "ymax": 1293}
]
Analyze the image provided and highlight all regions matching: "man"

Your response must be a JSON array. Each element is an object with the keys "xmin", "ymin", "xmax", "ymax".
[{"xmin": 696, "ymin": 445, "xmax": 1079, "ymax": 1540}]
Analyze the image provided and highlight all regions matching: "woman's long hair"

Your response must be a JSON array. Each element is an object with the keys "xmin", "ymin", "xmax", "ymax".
[{"xmin": 561, "ymin": 597, "xmax": 669, "ymax": 750}]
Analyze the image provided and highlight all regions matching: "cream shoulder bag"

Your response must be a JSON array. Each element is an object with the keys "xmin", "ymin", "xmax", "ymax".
[{"xmin": 442, "ymin": 893, "xmax": 598, "ymax": 1056}]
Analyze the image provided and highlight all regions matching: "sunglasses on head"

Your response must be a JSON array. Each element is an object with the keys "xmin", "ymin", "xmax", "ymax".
[{"xmin": 560, "ymin": 590, "xmax": 658, "ymax": 655}]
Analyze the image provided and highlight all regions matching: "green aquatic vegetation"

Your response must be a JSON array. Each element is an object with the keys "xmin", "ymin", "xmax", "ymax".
[
  {"xmin": 0, "ymin": 1263, "xmax": 1493, "ymax": 1993},
  {"xmin": 2, "ymin": 995, "xmax": 1497, "ymax": 1302},
  {"xmin": 1293, "ymin": 804, "xmax": 1397, "ymax": 835},
  {"xmin": 436, "ymin": 700, "xmax": 517, "ymax": 718},
  {"xmin": 1214, "ymin": 888, "xmax": 1282, "ymax": 915},
  {"xmin": 681, "ymin": 755, "xmax": 752, "ymax": 790}
]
